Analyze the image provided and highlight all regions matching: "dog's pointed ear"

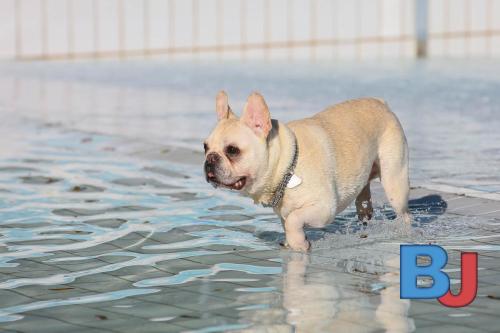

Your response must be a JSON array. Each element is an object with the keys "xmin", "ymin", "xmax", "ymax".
[
  {"xmin": 241, "ymin": 92, "xmax": 272, "ymax": 138},
  {"xmin": 216, "ymin": 91, "xmax": 236, "ymax": 121}
]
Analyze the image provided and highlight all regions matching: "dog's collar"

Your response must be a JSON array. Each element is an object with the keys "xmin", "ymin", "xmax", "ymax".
[{"xmin": 262, "ymin": 135, "xmax": 299, "ymax": 208}]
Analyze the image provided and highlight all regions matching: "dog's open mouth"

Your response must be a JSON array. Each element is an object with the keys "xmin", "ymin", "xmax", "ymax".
[
  {"xmin": 207, "ymin": 172, "xmax": 246, "ymax": 191},
  {"xmin": 225, "ymin": 177, "xmax": 246, "ymax": 190}
]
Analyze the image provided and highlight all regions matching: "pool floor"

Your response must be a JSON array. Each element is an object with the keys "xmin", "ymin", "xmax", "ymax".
[
  {"xmin": 0, "ymin": 61, "xmax": 500, "ymax": 332},
  {"xmin": 0, "ymin": 120, "xmax": 499, "ymax": 332}
]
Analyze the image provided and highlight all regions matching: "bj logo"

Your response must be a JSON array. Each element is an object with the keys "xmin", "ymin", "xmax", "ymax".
[{"xmin": 400, "ymin": 245, "xmax": 478, "ymax": 307}]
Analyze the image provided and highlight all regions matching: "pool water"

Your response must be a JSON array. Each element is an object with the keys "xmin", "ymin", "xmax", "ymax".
[
  {"xmin": 0, "ymin": 60, "xmax": 499, "ymax": 332},
  {"xmin": 1, "ymin": 60, "xmax": 499, "ymax": 198}
]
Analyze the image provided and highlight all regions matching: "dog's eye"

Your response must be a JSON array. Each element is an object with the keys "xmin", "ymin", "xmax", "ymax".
[
  {"xmin": 225, "ymin": 145, "xmax": 240, "ymax": 157},
  {"xmin": 203, "ymin": 143, "xmax": 209, "ymax": 153}
]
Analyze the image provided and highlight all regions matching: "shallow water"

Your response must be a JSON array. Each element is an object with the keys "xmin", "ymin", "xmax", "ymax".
[
  {"xmin": 1, "ymin": 60, "xmax": 499, "ymax": 198},
  {"xmin": 0, "ymin": 120, "xmax": 281, "ymax": 324},
  {"xmin": 0, "ymin": 120, "xmax": 497, "ymax": 331},
  {"xmin": 0, "ymin": 61, "xmax": 499, "ymax": 332}
]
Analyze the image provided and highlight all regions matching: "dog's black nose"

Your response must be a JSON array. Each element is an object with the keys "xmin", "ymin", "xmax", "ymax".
[
  {"xmin": 206, "ymin": 152, "xmax": 220, "ymax": 165},
  {"xmin": 205, "ymin": 153, "xmax": 220, "ymax": 180}
]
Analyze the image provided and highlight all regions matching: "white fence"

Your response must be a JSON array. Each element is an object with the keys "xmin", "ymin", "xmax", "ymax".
[
  {"xmin": 428, "ymin": 0, "xmax": 500, "ymax": 57},
  {"xmin": 0, "ymin": 0, "xmax": 499, "ymax": 61}
]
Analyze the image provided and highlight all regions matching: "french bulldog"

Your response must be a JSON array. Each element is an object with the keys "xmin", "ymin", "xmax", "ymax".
[{"xmin": 204, "ymin": 91, "xmax": 410, "ymax": 251}]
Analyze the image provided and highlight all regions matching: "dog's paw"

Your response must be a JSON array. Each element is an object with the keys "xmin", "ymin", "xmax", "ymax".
[
  {"xmin": 279, "ymin": 241, "xmax": 290, "ymax": 249},
  {"xmin": 287, "ymin": 240, "xmax": 311, "ymax": 253}
]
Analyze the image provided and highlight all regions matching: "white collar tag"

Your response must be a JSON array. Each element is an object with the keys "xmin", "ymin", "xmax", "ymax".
[{"xmin": 286, "ymin": 174, "xmax": 302, "ymax": 188}]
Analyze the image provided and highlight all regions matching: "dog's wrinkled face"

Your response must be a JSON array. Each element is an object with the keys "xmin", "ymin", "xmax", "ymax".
[
  {"xmin": 204, "ymin": 91, "xmax": 272, "ymax": 193},
  {"xmin": 204, "ymin": 120, "xmax": 262, "ymax": 191}
]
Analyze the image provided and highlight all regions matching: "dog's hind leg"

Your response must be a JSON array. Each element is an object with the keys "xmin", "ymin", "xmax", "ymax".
[
  {"xmin": 378, "ymin": 127, "xmax": 411, "ymax": 224},
  {"xmin": 355, "ymin": 183, "xmax": 373, "ymax": 223}
]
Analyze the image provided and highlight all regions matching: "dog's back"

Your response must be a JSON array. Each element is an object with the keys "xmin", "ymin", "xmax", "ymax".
[{"xmin": 288, "ymin": 98, "xmax": 409, "ymax": 216}]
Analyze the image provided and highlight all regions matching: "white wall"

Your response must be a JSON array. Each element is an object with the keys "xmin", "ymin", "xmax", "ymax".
[
  {"xmin": 428, "ymin": 0, "xmax": 500, "ymax": 57},
  {"xmin": 0, "ymin": 0, "xmax": 497, "ymax": 61}
]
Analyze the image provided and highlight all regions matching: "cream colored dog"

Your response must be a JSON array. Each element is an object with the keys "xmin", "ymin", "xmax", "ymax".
[{"xmin": 204, "ymin": 91, "xmax": 410, "ymax": 252}]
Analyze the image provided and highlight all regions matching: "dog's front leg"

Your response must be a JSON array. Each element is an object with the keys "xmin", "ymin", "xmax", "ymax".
[
  {"xmin": 284, "ymin": 205, "xmax": 329, "ymax": 252},
  {"xmin": 284, "ymin": 212, "xmax": 309, "ymax": 252}
]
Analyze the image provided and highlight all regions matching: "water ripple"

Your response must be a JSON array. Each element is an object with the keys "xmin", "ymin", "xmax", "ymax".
[
  {"xmin": 0, "ymin": 288, "xmax": 159, "ymax": 323},
  {"xmin": 134, "ymin": 263, "xmax": 282, "ymax": 287},
  {"xmin": 0, "ymin": 250, "xmax": 226, "ymax": 289}
]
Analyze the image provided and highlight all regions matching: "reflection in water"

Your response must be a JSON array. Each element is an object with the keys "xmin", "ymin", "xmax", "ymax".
[
  {"xmin": 280, "ymin": 253, "xmax": 413, "ymax": 332},
  {"xmin": 376, "ymin": 257, "xmax": 415, "ymax": 333},
  {"xmin": 233, "ymin": 243, "xmax": 417, "ymax": 333}
]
